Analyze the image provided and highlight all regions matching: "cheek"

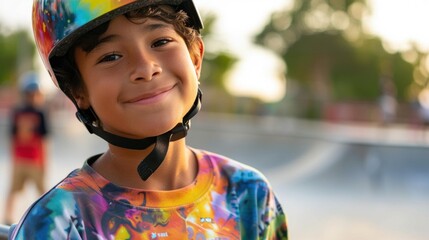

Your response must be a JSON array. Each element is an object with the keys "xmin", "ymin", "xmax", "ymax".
[{"xmin": 87, "ymin": 82, "xmax": 118, "ymax": 111}]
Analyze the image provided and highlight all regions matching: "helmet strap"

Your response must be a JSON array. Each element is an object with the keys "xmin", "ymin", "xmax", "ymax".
[
  {"xmin": 76, "ymin": 88, "xmax": 202, "ymax": 180},
  {"xmin": 137, "ymin": 123, "xmax": 182, "ymax": 180}
]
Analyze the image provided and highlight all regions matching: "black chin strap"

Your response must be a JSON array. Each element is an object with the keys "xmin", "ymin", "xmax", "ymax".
[
  {"xmin": 136, "ymin": 123, "xmax": 183, "ymax": 180},
  {"xmin": 76, "ymin": 89, "xmax": 202, "ymax": 181}
]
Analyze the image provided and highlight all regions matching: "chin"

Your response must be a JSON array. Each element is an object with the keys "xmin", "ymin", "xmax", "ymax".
[{"xmin": 140, "ymin": 118, "xmax": 183, "ymax": 137}]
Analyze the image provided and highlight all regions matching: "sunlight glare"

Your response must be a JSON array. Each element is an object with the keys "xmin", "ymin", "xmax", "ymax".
[
  {"xmin": 366, "ymin": 0, "xmax": 429, "ymax": 52},
  {"xmin": 225, "ymin": 47, "xmax": 286, "ymax": 103}
]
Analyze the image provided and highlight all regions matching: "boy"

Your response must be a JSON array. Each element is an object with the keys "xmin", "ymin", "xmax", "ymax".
[
  {"xmin": 10, "ymin": 0, "xmax": 287, "ymax": 239},
  {"xmin": 4, "ymin": 72, "xmax": 49, "ymax": 225}
]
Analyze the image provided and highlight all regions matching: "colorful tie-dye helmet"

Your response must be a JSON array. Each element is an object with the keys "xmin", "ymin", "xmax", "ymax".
[{"xmin": 32, "ymin": 0, "xmax": 203, "ymax": 88}]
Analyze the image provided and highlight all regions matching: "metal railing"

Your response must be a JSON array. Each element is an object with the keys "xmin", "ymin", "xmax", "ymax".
[{"xmin": 0, "ymin": 224, "xmax": 9, "ymax": 240}]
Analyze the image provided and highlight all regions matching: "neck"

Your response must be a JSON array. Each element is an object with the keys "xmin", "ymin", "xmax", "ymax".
[{"xmin": 92, "ymin": 139, "xmax": 197, "ymax": 190}]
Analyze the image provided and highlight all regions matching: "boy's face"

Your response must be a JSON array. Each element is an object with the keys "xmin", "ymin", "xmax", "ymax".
[{"xmin": 74, "ymin": 15, "xmax": 203, "ymax": 139}]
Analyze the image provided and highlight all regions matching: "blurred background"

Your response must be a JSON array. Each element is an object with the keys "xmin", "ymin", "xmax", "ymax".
[{"xmin": 1, "ymin": 0, "xmax": 429, "ymax": 239}]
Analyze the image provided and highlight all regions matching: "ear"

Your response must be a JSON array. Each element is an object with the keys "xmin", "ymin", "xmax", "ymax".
[
  {"xmin": 193, "ymin": 38, "xmax": 205, "ymax": 79},
  {"xmin": 72, "ymin": 88, "xmax": 90, "ymax": 110}
]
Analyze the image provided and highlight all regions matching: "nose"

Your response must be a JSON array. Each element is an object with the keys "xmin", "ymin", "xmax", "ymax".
[{"xmin": 129, "ymin": 48, "xmax": 162, "ymax": 82}]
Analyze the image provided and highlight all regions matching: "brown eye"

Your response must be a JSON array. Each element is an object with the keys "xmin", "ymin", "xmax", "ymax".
[
  {"xmin": 98, "ymin": 52, "xmax": 122, "ymax": 63},
  {"xmin": 151, "ymin": 38, "xmax": 172, "ymax": 48}
]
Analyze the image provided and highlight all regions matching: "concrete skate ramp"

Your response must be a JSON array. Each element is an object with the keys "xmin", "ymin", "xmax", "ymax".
[
  {"xmin": 188, "ymin": 113, "xmax": 429, "ymax": 240},
  {"xmin": 1, "ymin": 112, "xmax": 428, "ymax": 239}
]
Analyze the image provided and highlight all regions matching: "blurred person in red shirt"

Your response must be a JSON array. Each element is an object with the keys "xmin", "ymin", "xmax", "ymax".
[{"xmin": 3, "ymin": 71, "xmax": 49, "ymax": 225}]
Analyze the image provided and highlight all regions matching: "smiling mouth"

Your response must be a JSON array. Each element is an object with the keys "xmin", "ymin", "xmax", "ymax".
[{"xmin": 126, "ymin": 85, "xmax": 175, "ymax": 104}]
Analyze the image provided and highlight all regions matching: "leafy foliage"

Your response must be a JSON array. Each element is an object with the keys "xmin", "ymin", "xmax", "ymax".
[
  {"xmin": 0, "ymin": 28, "xmax": 35, "ymax": 86},
  {"xmin": 254, "ymin": 0, "xmax": 418, "ymax": 118},
  {"xmin": 199, "ymin": 12, "xmax": 238, "ymax": 90}
]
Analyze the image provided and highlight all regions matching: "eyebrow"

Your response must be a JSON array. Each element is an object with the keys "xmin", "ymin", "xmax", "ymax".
[
  {"xmin": 142, "ymin": 21, "xmax": 172, "ymax": 31},
  {"xmin": 83, "ymin": 35, "xmax": 118, "ymax": 54},
  {"xmin": 94, "ymin": 35, "xmax": 117, "ymax": 48}
]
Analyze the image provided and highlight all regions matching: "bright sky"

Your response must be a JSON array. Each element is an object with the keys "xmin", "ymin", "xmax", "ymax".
[
  {"xmin": 366, "ymin": 0, "xmax": 429, "ymax": 52},
  {"xmin": 1, "ymin": 0, "xmax": 429, "ymax": 102}
]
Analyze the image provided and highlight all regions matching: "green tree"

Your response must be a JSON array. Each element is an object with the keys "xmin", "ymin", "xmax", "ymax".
[
  {"xmin": 254, "ymin": 0, "xmax": 416, "ymax": 119},
  {"xmin": 199, "ymin": 12, "xmax": 238, "ymax": 89},
  {"xmin": 198, "ymin": 12, "xmax": 238, "ymax": 112},
  {"xmin": 0, "ymin": 28, "xmax": 35, "ymax": 86}
]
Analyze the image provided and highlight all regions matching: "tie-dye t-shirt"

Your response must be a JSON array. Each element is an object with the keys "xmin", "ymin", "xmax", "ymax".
[{"xmin": 10, "ymin": 149, "xmax": 288, "ymax": 240}]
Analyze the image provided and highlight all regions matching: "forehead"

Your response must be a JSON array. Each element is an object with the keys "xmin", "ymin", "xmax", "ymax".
[
  {"xmin": 80, "ymin": 17, "xmax": 177, "ymax": 52},
  {"xmin": 74, "ymin": 7, "xmax": 180, "ymax": 51}
]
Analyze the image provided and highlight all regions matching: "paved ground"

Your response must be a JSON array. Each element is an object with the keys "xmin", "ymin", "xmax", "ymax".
[{"xmin": 1, "ymin": 111, "xmax": 428, "ymax": 239}]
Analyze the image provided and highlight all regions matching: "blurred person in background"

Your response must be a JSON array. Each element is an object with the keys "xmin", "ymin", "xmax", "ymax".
[
  {"xmin": 3, "ymin": 71, "xmax": 49, "ymax": 225},
  {"xmin": 378, "ymin": 75, "xmax": 397, "ymax": 125}
]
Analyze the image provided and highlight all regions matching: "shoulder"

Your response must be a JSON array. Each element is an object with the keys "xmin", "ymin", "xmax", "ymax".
[
  {"xmin": 10, "ymin": 105, "xmax": 45, "ymax": 118},
  {"xmin": 10, "ymin": 106, "xmax": 23, "ymax": 117},
  {"xmin": 195, "ymin": 149, "xmax": 288, "ymax": 238},
  {"xmin": 196, "ymin": 149, "xmax": 271, "ymax": 187},
  {"xmin": 21, "ymin": 169, "xmax": 85, "ymax": 218},
  {"xmin": 10, "ymin": 170, "xmax": 88, "ymax": 239}
]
